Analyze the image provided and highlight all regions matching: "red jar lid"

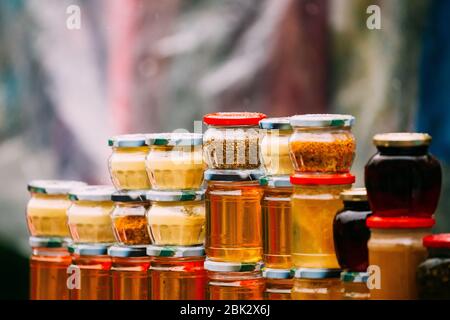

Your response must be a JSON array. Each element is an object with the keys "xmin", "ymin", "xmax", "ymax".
[
  {"xmin": 367, "ymin": 216, "xmax": 435, "ymax": 229},
  {"xmin": 423, "ymin": 234, "xmax": 450, "ymax": 249},
  {"xmin": 203, "ymin": 112, "xmax": 267, "ymax": 126},
  {"xmin": 290, "ymin": 173, "xmax": 355, "ymax": 185}
]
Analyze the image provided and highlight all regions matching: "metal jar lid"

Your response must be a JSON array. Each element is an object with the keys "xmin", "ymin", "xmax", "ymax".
[
  {"xmin": 68, "ymin": 244, "xmax": 110, "ymax": 256},
  {"xmin": 108, "ymin": 134, "xmax": 149, "ymax": 148},
  {"xmin": 146, "ymin": 190, "xmax": 205, "ymax": 202},
  {"xmin": 259, "ymin": 117, "xmax": 292, "ymax": 131},
  {"xmin": 111, "ymin": 190, "xmax": 149, "ymax": 203},
  {"xmin": 146, "ymin": 245, "xmax": 205, "ymax": 258},
  {"xmin": 294, "ymin": 268, "xmax": 342, "ymax": 279},
  {"xmin": 340, "ymin": 188, "xmax": 368, "ymax": 202},
  {"xmin": 204, "ymin": 169, "xmax": 264, "ymax": 182},
  {"xmin": 290, "ymin": 114, "xmax": 355, "ymax": 128},
  {"xmin": 204, "ymin": 260, "xmax": 264, "ymax": 272},
  {"xmin": 27, "ymin": 180, "xmax": 87, "ymax": 195},
  {"xmin": 340, "ymin": 271, "xmax": 369, "ymax": 283},
  {"xmin": 259, "ymin": 175, "xmax": 292, "ymax": 188},
  {"xmin": 108, "ymin": 246, "xmax": 149, "ymax": 258},
  {"xmin": 68, "ymin": 186, "xmax": 116, "ymax": 202},
  {"xmin": 29, "ymin": 236, "xmax": 70, "ymax": 248},
  {"xmin": 373, "ymin": 132, "xmax": 432, "ymax": 148},
  {"xmin": 263, "ymin": 268, "xmax": 294, "ymax": 279},
  {"xmin": 146, "ymin": 133, "xmax": 203, "ymax": 147}
]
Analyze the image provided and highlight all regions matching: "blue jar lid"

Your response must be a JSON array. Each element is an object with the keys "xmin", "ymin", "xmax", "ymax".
[
  {"xmin": 29, "ymin": 236, "xmax": 70, "ymax": 248},
  {"xmin": 259, "ymin": 117, "xmax": 292, "ymax": 130},
  {"xmin": 204, "ymin": 260, "xmax": 264, "ymax": 272},
  {"xmin": 108, "ymin": 134, "xmax": 148, "ymax": 147},
  {"xmin": 294, "ymin": 268, "xmax": 342, "ymax": 279},
  {"xmin": 68, "ymin": 244, "xmax": 110, "ymax": 256},
  {"xmin": 340, "ymin": 271, "xmax": 369, "ymax": 283},
  {"xmin": 204, "ymin": 169, "xmax": 264, "ymax": 182},
  {"xmin": 263, "ymin": 268, "xmax": 294, "ymax": 279},
  {"xmin": 259, "ymin": 175, "xmax": 292, "ymax": 188},
  {"xmin": 108, "ymin": 246, "xmax": 149, "ymax": 257},
  {"xmin": 146, "ymin": 245, "xmax": 205, "ymax": 258}
]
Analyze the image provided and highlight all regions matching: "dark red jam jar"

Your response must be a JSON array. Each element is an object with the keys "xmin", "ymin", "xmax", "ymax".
[
  {"xmin": 333, "ymin": 188, "xmax": 371, "ymax": 272},
  {"xmin": 365, "ymin": 133, "xmax": 442, "ymax": 218}
]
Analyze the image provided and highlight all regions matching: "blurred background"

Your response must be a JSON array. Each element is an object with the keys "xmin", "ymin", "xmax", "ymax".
[{"xmin": 0, "ymin": 0, "xmax": 449, "ymax": 299}]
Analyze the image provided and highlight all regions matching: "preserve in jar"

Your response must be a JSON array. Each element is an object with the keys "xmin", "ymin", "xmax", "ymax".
[
  {"xmin": 291, "ymin": 174, "xmax": 355, "ymax": 268},
  {"xmin": 111, "ymin": 191, "xmax": 151, "ymax": 246},
  {"xmin": 29, "ymin": 237, "xmax": 71, "ymax": 300},
  {"xmin": 205, "ymin": 260, "xmax": 265, "ymax": 300},
  {"xmin": 417, "ymin": 234, "xmax": 450, "ymax": 300},
  {"xmin": 205, "ymin": 170, "xmax": 264, "ymax": 262},
  {"xmin": 259, "ymin": 118, "xmax": 294, "ymax": 175},
  {"xmin": 341, "ymin": 271, "xmax": 370, "ymax": 300},
  {"xmin": 109, "ymin": 246, "xmax": 151, "ymax": 300},
  {"xmin": 365, "ymin": 133, "xmax": 442, "ymax": 218},
  {"xmin": 27, "ymin": 180, "xmax": 87, "ymax": 238},
  {"xmin": 289, "ymin": 114, "xmax": 356, "ymax": 173},
  {"xmin": 67, "ymin": 186, "xmax": 116, "ymax": 244},
  {"xmin": 108, "ymin": 134, "xmax": 151, "ymax": 190},
  {"xmin": 333, "ymin": 188, "xmax": 371, "ymax": 272},
  {"xmin": 145, "ymin": 133, "xmax": 205, "ymax": 190},
  {"xmin": 203, "ymin": 112, "xmax": 266, "ymax": 170},
  {"xmin": 68, "ymin": 244, "xmax": 112, "ymax": 300},
  {"xmin": 147, "ymin": 245, "xmax": 207, "ymax": 300},
  {"xmin": 146, "ymin": 190, "xmax": 205, "ymax": 246},
  {"xmin": 367, "ymin": 217, "xmax": 434, "ymax": 300},
  {"xmin": 260, "ymin": 176, "xmax": 292, "ymax": 269},
  {"xmin": 263, "ymin": 268, "xmax": 293, "ymax": 300},
  {"xmin": 291, "ymin": 268, "xmax": 342, "ymax": 300}
]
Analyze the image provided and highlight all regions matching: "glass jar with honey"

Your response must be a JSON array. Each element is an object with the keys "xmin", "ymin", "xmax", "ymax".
[
  {"xmin": 263, "ymin": 268, "xmax": 293, "ymax": 300},
  {"xmin": 205, "ymin": 169, "xmax": 264, "ymax": 263},
  {"xmin": 291, "ymin": 268, "xmax": 342, "ymax": 300},
  {"xmin": 341, "ymin": 271, "xmax": 370, "ymax": 300}
]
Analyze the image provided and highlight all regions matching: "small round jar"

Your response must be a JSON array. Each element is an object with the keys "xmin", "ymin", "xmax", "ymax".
[
  {"xmin": 147, "ymin": 245, "xmax": 207, "ymax": 300},
  {"xmin": 291, "ymin": 174, "xmax": 355, "ymax": 269},
  {"xmin": 341, "ymin": 271, "xmax": 370, "ymax": 300},
  {"xmin": 291, "ymin": 268, "xmax": 343, "ymax": 300},
  {"xmin": 259, "ymin": 118, "xmax": 294, "ymax": 175},
  {"xmin": 67, "ymin": 186, "xmax": 116, "ymax": 244},
  {"xmin": 289, "ymin": 114, "xmax": 356, "ymax": 173},
  {"xmin": 146, "ymin": 190, "xmax": 205, "ymax": 246},
  {"xmin": 203, "ymin": 112, "xmax": 267, "ymax": 170},
  {"xmin": 367, "ymin": 217, "xmax": 434, "ymax": 300},
  {"xmin": 417, "ymin": 234, "xmax": 450, "ymax": 300},
  {"xmin": 111, "ymin": 191, "xmax": 151, "ymax": 246},
  {"xmin": 333, "ymin": 188, "xmax": 371, "ymax": 272},
  {"xmin": 365, "ymin": 133, "xmax": 442, "ymax": 218},
  {"xmin": 29, "ymin": 237, "xmax": 72, "ymax": 300},
  {"xmin": 109, "ymin": 246, "xmax": 151, "ymax": 300},
  {"xmin": 27, "ymin": 180, "xmax": 87, "ymax": 238},
  {"xmin": 260, "ymin": 176, "xmax": 292, "ymax": 269},
  {"xmin": 145, "ymin": 133, "xmax": 205, "ymax": 190},
  {"xmin": 205, "ymin": 169, "xmax": 264, "ymax": 263},
  {"xmin": 263, "ymin": 268, "xmax": 293, "ymax": 300},
  {"xmin": 108, "ymin": 134, "xmax": 151, "ymax": 190},
  {"xmin": 205, "ymin": 260, "xmax": 265, "ymax": 300}
]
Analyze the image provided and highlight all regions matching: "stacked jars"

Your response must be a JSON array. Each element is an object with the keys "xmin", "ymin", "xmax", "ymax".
[
  {"xmin": 365, "ymin": 133, "xmax": 442, "ymax": 300},
  {"xmin": 203, "ymin": 112, "xmax": 267, "ymax": 300},
  {"xmin": 289, "ymin": 114, "xmax": 357, "ymax": 300}
]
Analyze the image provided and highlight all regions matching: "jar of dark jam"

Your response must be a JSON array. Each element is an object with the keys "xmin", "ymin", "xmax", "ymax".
[
  {"xmin": 417, "ymin": 234, "xmax": 450, "ymax": 300},
  {"xmin": 365, "ymin": 133, "xmax": 442, "ymax": 218},
  {"xmin": 333, "ymin": 188, "xmax": 371, "ymax": 272}
]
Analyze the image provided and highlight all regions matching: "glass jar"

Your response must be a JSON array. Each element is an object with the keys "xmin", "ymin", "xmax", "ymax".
[
  {"xmin": 203, "ymin": 112, "xmax": 267, "ymax": 170},
  {"xmin": 67, "ymin": 186, "xmax": 116, "ymax": 244},
  {"xmin": 367, "ymin": 217, "xmax": 434, "ymax": 300},
  {"xmin": 147, "ymin": 245, "xmax": 207, "ymax": 300},
  {"xmin": 27, "ymin": 180, "xmax": 87, "ymax": 238},
  {"xmin": 146, "ymin": 190, "xmax": 205, "ymax": 246},
  {"xmin": 205, "ymin": 170, "xmax": 264, "ymax": 263},
  {"xmin": 259, "ymin": 118, "xmax": 294, "ymax": 175},
  {"xmin": 29, "ymin": 237, "xmax": 72, "ymax": 300},
  {"xmin": 260, "ymin": 176, "xmax": 292, "ymax": 269},
  {"xmin": 289, "ymin": 114, "xmax": 356, "ymax": 173},
  {"xmin": 333, "ymin": 188, "xmax": 371, "ymax": 272},
  {"xmin": 108, "ymin": 134, "xmax": 151, "ymax": 190},
  {"xmin": 111, "ymin": 191, "xmax": 151, "ymax": 246},
  {"xmin": 341, "ymin": 271, "xmax": 370, "ymax": 300},
  {"xmin": 365, "ymin": 133, "xmax": 442, "ymax": 218},
  {"xmin": 109, "ymin": 246, "xmax": 151, "ymax": 300},
  {"xmin": 145, "ymin": 133, "xmax": 205, "ymax": 190},
  {"xmin": 417, "ymin": 234, "xmax": 450, "ymax": 300},
  {"xmin": 263, "ymin": 268, "xmax": 293, "ymax": 300},
  {"xmin": 291, "ymin": 268, "xmax": 343, "ymax": 300},
  {"xmin": 205, "ymin": 260, "xmax": 265, "ymax": 300},
  {"xmin": 291, "ymin": 174, "xmax": 355, "ymax": 268},
  {"xmin": 68, "ymin": 244, "xmax": 112, "ymax": 300}
]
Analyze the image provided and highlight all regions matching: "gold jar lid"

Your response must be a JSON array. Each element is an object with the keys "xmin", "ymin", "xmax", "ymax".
[
  {"xmin": 373, "ymin": 133, "xmax": 432, "ymax": 148},
  {"xmin": 340, "ymin": 188, "xmax": 367, "ymax": 202}
]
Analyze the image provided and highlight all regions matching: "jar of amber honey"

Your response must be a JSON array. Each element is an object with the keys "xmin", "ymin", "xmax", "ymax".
[
  {"xmin": 341, "ymin": 271, "xmax": 370, "ymax": 300},
  {"xmin": 291, "ymin": 268, "xmax": 342, "ymax": 300},
  {"xmin": 263, "ymin": 268, "xmax": 293, "ymax": 300},
  {"xmin": 205, "ymin": 169, "xmax": 264, "ymax": 263}
]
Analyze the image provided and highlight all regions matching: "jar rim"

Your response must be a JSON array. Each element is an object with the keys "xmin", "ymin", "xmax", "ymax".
[
  {"xmin": 28, "ymin": 180, "xmax": 87, "ymax": 195},
  {"xmin": 203, "ymin": 112, "xmax": 266, "ymax": 126},
  {"xmin": 373, "ymin": 132, "xmax": 432, "ymax": 148}
]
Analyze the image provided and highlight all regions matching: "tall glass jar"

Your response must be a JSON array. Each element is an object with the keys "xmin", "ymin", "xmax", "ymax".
[
  {"xmin": 341, "ymin": 271, "xmax": 370, "ymax": 300},
  {"xmin": 367, "ymin": 217, "xmax": 434, "ymax": 300},
  {"xmin": 291, "ymin": 268, "xmax": 342, "ymax": 300},
  {"xmin": 291, "ymin": 174, "xmax": 355, "ymax": 269},
  {"xmin": 205, "ymin": 260, "xmax": 265, "ymax": 300},
  {"xmin": 147, "ymin": 245, "xmax": 207, "ymax": 300},
  {"xmin": 27, "ymin": 180, "xmax": 86, "ymax": 238},
  {"xmin": 29, "ymin": 237, "xmax": 71, "ymax": 300},
  {"xmin": 108, "ymin": 134, "xmax": 151, "ymax": 190},
  {"xmin": 145, "ymin": 133, "xmax": 205, "ymax": 190},
  {"xmin": 205, "ymin": 170, "xmax": 264, "ymax": 263},
  {"xmin": 203, "ymin": 112, "xmax": 266, "ymax": 170},
  {"xmin": 260, "ymin": 176, "xmax": 292, "ymax": 269},
  {"xmin": 146, "ymin": 190, "xmax": 205, "ymax": 246},
  {"xmin": 263, "ymin": 268, "xmax": 293, "ymax": 300},
  {"xmin": 289, "ymin": 114, "xmax": 356, "ymax": 173},
  {"xmin": 365, "ymin": 133, "xmax": 442, "ymax": 218}
]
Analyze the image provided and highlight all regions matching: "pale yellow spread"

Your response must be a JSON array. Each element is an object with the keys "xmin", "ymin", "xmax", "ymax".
[
  {"xmin": 260, "ymin": 131, "xmax": 294, "ymax": 175},
  {"xmin": 109, "ymin": 146, "xmax": 151, "ymax": 190}
]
